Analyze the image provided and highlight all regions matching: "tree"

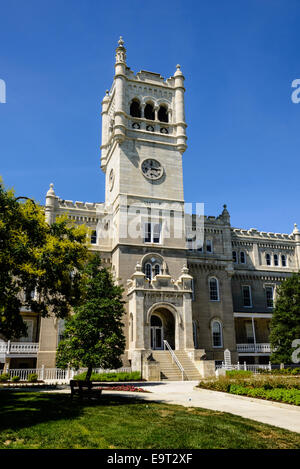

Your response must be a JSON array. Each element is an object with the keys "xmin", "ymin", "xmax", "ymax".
[
  {"xmin": 270, "ymin": 272, "xmax": 300, "ymax": 364},
  {"xmin": 0, "ymin": 178, "xmax": 88, "ymax": 339},
  {"xmin": 56, "ymin": 255, "xmax": 126, "ymax": 381}
]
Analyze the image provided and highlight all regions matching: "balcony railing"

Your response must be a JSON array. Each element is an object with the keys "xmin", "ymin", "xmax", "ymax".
[
  {"xmin": 0, "ymin": 341, "xmax": 39, "ymax": 355},
  {"xmin": 237, "ymin": 343, "xmax": 271, "ymax": 354}
]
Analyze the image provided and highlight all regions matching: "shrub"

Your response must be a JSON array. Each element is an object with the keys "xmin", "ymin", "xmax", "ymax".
[
  {"xmin": 258, "ymin": 368, "xmax": 300, "ymax": 376},
  {"xmin": 0, "ymin": 373, "xmax": 10, "ymax": 383},
  {"xmin": 11, "ymin": 375, "xmax": 20, "ymax": 382},
  {"xmin": 197, "ymin": 377, "xmax": 300, "ymax": 405},
  {"xmin": 74, "ymin": 371, "xmax": 142, "ymax": 382},
  {"xmin": 229, "ymin": 384, "xmax": 300, "ymax": 406},
  {"xmin": 27, "ymin": 373, "xmax": 38, "ymax": 383},
  {"xmin": 226, "ymin": 370, "xmax": 252, "ymax": 378}
]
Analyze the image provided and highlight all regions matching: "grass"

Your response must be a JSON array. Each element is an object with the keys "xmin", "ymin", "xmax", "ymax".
[{"xmin": 0, "ymin": 391, "xmax": 299, "ymax": 449}]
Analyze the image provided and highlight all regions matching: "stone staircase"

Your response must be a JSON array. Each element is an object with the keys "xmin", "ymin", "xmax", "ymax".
[{"xmin": 151, "ymin": 350, "xmax": 201, "ymax": 381}]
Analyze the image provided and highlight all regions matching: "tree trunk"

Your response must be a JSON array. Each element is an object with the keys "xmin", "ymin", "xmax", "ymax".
[{"xmin": 85, "ymin": 366, "xmax": 93, "ymax": 382}]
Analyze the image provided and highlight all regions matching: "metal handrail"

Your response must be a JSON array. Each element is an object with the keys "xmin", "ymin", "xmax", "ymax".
[{"xmin": 163, "ymin": 340, "xmax": 187, "ymax": 381}]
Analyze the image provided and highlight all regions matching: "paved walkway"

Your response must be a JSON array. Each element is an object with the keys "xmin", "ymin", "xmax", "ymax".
[{"xmin": 96, "ymin": 381, "xmax": 300, "ymax": 434}]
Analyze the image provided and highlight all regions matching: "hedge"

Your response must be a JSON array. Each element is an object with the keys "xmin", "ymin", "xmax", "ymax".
[{"xmin": 74, "ymin": 371, "xmax": 142, "ymax": 382}]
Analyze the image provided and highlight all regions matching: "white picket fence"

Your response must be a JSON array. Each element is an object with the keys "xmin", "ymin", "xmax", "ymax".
[
  {"xmin": 1, "ymin": 366, "xmax": 132, "ymax": 384},
  {"xmin": 216, "ymin": 362, "xmax": 272, "ymax": 373}
]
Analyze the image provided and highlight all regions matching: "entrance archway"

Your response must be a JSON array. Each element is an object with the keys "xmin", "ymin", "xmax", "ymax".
[{"xmin": 150, "ymin": 308, "xmax": 175, "ymax": 350}]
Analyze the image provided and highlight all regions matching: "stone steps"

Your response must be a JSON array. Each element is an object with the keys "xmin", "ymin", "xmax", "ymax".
[{"xmin": 151, "ymin": 350, "xmax": 201, "ymax": 381}]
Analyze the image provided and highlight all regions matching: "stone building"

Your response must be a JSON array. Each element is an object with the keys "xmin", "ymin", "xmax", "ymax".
[{"xmin": 1, "ymin": 38, "xmax": 300, "ymax": 378}]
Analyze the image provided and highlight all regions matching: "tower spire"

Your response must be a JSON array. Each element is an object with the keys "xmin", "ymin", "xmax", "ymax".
[{"xmin": 115, "ymin": 36, "xmax": 126, "ymax": 65}]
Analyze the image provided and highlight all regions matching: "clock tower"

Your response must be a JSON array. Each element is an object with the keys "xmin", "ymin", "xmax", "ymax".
[{"xmin": 100, "ymin": 37, "xmax": 188, "ymax": 256}]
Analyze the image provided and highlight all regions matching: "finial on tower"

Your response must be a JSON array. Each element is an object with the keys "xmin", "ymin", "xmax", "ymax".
[
  {"xmin": 174, "ymin": 64, "xmax": 183, "ymax": 76},
  {"xmin": 115, "ymin": 36, "xmax": 126, "ymax": 65},
  {"xmin": 46, "ymin": 182, "xmax": 55, "ymax": 197}
]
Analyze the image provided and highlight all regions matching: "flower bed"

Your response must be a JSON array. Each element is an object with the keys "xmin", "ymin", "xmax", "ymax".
[{"xmin": 99, "ymin": 384, "xmax": 149, "ymax": 393}]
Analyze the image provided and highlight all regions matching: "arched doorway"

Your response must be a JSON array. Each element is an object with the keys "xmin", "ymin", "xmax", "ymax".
[{"xmin": 150, "ymin": 308, "xmax": 175, "ymax": 350}]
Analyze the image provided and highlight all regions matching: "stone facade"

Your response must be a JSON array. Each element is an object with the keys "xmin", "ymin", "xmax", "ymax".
[{"xmin": 2, "ymin": 38, "xmax": 300, "ymax": 373}]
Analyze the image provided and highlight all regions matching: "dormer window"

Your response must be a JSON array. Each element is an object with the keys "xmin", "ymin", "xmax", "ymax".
[
  {"xmin": 130, "ymin": 99, "xmax": 141, "ymax": 118},
  {"xmin": 158, "ymin": 104, "xmax": 168, "ymax": 123},
  {"xmin": 144, "ymin": 102, "xmax": 155, "ymax": 120}
]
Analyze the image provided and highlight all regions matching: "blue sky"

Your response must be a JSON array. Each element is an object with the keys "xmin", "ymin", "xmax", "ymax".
[{"xmin": 0, "ymin": 0, "xmax": 299, "ymax": 233}]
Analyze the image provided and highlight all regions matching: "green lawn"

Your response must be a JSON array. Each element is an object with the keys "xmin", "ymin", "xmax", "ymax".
[{"xmin": 0, "ymin": 391, "xmax": 299, "ymax": 449}]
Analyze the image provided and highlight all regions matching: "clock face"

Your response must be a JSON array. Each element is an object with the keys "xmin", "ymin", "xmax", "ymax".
[
  {"xmin": 141, "ymin": 159, "xmax": 163, "ymax": 180},
  {"xmin": 109, "ymin": 168, "xmax": 115, "ymax": 191}
]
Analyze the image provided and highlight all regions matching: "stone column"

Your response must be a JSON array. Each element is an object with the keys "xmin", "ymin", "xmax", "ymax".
[
  {"xmin": 100, "ymin": 90, "xmax": 110, "ymax": 168},
  {"xmin": 177, "ymin": 266, "xmax": 194, "ymax": 351},
  {"xmin": 174, "ymin": 64, "xmax": 187, "ymax": 153},
  {"xmin": 45, "ymin": 183, "xmax": 57, "ymax": 225},
  {"xmin": 114, "ymin": 37, "xmax": 126, "ymax": 143},
  {"xmin": 293, "ymin": 223, "xmax": 300, "ymax": 269}
]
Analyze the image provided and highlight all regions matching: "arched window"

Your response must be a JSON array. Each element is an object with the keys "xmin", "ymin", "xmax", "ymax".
[
  {"xmin": 145, "ymin": 263, "xmax": 152, "ymax": 280},
  {"xmin": 158, "ymin": 104, "xmax": 168, "ymax": 123},
  {"xmin": 130, "ymin": 99, "xmax": 141, "ymax": 118},
  {"xmin": 209, "ymin": 277, "xmax": 219, "ymax": 301},
  {"xmin": 232, "ymin": 251, "xmax": 237, "ymax": 263},
  {"xmin": 266, "ymin": 253, "xmax": 271, "ymax": 266},
  {"xmin": 154, "ymin": 264, "xmax": 160, "ymax": 277},
  {"xmin": 281, "ymin": 254, "xmax": 287, "ymax": 267},
  {"xmin": 212, "ymin": 321, "xmax": 223, "ymax": 348},
  {"xmin": 274, "ymin": 254, "xmax": 279, "ymax": 266},
  {"xmin": 240, "ymin": 251, "xmax": 246, "ymax": 264},
  {"xmin": 144, "ymin": 102, "xmax": 155, "ymax": 120}
]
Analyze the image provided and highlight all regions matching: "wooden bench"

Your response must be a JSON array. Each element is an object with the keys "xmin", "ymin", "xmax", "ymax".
[{"xmin": 70, "ymin": 380, "xmax": 103, "ymax": 400}]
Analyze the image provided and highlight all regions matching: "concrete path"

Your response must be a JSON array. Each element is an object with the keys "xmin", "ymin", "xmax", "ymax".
[{"xmin": 99, "ymin": 381, "xmax": 300, "ymax": 434}]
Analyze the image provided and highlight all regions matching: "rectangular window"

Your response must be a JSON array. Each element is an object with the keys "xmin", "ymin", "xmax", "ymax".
[
  {"xmin": 91, "ymin": 230, "xmax": 97, "ymax": 244},
  {"xmin": 242, "ymin": 285, "xmax": 252, "ymax": 307},
  {"xmin": 245, "ymin": 321, "xmax": 254, "ymax": 344},
  {"xmin": 144, "ymin": 222, "xmax": 161, "ymax": 244},
  {"xmin": 187, "ymin": 238, "xmax": 194, "ymax": 251},
  {"xmin": 153, "ymin": 223, "xmax": 161, "ymax": 243},
  {"xmin": 265, "ymin": 286, "xmax": 274, "ymax": 308},
  {"xmin": 206, "ymin": 239, "xmax": 213, "ymax": 253},
  {"xmin": 20, "ymin": 320, "xmax": 34, "ymax": 342}
]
